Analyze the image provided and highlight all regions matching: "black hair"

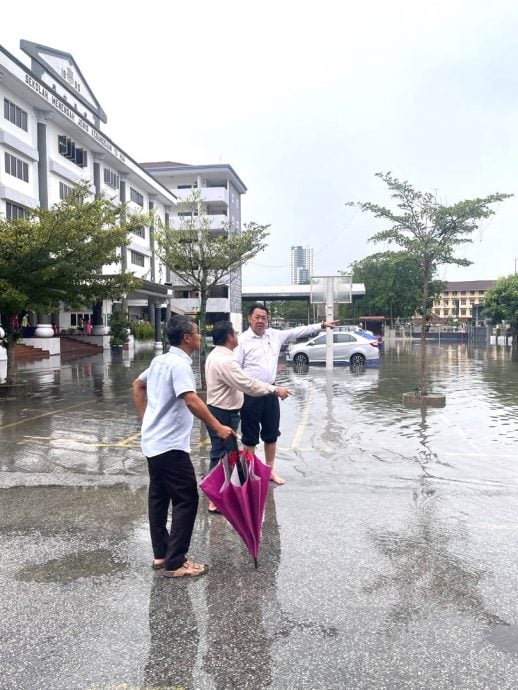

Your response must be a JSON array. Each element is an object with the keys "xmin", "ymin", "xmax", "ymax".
[
  {"xmin": 248, "ymin": 303, "xmax": 269, "ymax": 317},
  {"xmin": 166, "ymin": 315, "xmax": 196, "ymax": 346},
  {"xmin": 212, "ymin": 320, "xmax": 235, "ymax": 346}
]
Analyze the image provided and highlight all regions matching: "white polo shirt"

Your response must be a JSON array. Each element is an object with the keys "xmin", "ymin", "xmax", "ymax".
[
  {"xmin": 138, "ymin": 347, "xmax": 196, "ymax": 457},
  {"xmin": 235, "ymin": 323, "xmax": 323, "ymax": 384}
]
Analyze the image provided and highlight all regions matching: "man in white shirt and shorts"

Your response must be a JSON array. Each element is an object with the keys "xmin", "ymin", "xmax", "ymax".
[
  {"xmin": 205, "ymin": 320, "xmax": 290, "ymax": 512},
  {"xmin": 235, "ymin": 304, "xmax": 339, "ymax": 485}
]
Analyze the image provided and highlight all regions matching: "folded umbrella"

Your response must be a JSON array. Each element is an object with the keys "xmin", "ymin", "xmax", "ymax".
[{"xmin": 200, "ymin": 440, "xmax": 271, "ymax": 567}]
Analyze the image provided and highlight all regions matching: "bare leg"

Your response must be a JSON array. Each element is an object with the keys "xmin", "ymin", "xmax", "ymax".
[
  {"xmin": 265, "ymin": 441, "xmax": 285, "ymax": 485},
  {"xmin": 244, "ymin": 443, "xmax": 285, "ymax": 484}
]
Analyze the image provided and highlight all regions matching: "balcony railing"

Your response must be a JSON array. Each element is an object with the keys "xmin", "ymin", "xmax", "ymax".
[{"xmin": 173, "ymin": 187, "xmax": 229, "ymax": 205}]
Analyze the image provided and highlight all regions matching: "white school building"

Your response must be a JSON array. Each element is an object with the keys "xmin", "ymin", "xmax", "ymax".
[{"xmin": 0, "ymin": 39, "xmax": 246, "ymax": 339}]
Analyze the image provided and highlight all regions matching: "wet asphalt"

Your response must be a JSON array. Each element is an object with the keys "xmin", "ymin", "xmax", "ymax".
[{"xmin": 1, "ymin": 341, "xmax": 518, "ymax": 689}]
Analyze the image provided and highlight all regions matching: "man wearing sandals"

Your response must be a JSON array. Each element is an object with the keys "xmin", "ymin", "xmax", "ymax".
[
  {"xmin": 133, "ymin": 315, "xmax": 235, "ymax": 578},
  {"xmin": 204, "ymin": 320, "xmax": 291, "ymax": 513},
  {"xmin": 235, "ymin": 304, "xmax": 339, "ymax": 485}
]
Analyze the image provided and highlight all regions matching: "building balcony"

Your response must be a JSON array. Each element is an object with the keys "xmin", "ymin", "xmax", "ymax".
[
  {"xmin": 173, "ymin": 187, "xmax": 229, "ymax": 205},
  {"xmin": 169, "ymin": 297, "xmax": 230, "ymax": 314},
  {"xmin": 169, "ymin": 213, "xmax": 229, "ymax": 230}
]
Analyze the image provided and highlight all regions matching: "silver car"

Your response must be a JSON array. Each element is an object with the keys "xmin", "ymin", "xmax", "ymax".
[{"xmin": 286, "ymin": 331, "xmax": 379, "ymax": 366}]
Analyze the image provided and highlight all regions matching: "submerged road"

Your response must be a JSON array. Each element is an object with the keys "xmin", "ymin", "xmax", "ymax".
[{"xmin": 1, "ymin": 342, "xmax": 518, "ymax": 689}]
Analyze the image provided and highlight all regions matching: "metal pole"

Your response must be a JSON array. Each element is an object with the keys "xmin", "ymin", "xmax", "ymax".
[{"xmin": 326, "ymin": 277, "xmax": 334, "ymax": 370}]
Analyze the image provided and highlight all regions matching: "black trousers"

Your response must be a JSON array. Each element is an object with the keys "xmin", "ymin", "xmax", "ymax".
[
  {"xmin": 146, "ymin": 449, "xmax": 199, "ymax": 571},
  {"xmin": 207, "ymin": 405, "xmax": 240, "ymax": 471}
]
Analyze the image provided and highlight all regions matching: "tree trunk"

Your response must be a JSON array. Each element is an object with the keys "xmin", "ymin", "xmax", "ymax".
[
  {"xmin": 199, "ymin": 293, "xmax": 208, "ymax": 390},
  {"xmin": 5, "ymin": 335, "xmax": 17, "ymax": 385},
  {"xmin": 420, "ymin": 272, "xmax": 430, "ymax": 396}
]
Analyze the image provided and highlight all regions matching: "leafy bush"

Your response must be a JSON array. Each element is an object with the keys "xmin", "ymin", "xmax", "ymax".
[
  {"xmin": 110, "ymin": 311, "xmax": 130, "ymax": 347},
  {"xmin": 130, "ymin": 321, "xmax": 155, "ymax": 340}
]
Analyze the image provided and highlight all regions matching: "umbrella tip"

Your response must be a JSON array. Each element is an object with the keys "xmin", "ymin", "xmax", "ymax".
[{"xmin": 254, "ymin": 558, "xmax": 258, "ymax": 569}]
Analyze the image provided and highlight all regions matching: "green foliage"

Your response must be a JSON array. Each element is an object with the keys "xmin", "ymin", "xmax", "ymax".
[
  {"xmin": 155, "ymin": 190, "xmax": 270, "ymax": 385},
  {"xmin": 349, "ymin": 251, "xmax": 446, "ymax": 320},
  {"xmin": 0, "ymin": 181, "xmax": 146, "ymax": 317},
  {"xmin": 484, "ymin": 275, "xmax": 518, "ymax": 333},
  {"xmin": 0, "ymin": 181, "xmax": 149, "ymax": 382},
  {"xmin": 109, "ymin": 311, "xmax": 130, "ymax": 347},
  {"xmin": 348, "ymin": 173, "xmax": 512, "ymax": 394},
  {"xmin": 268, "ymin": 300, "xmax": 309, "ymax": 323},
  {"xmin": 130, "ymin": 321, "xmax": 155, "ymax": 340}
]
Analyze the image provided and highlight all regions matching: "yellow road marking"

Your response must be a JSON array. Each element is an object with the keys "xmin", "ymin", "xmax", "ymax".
[
  {"xmin": 0, "ymin": 399, "xmax": 102, "ymax": 431},
  {"xmin": 291, "ymin": 388, "xmax": 315, "ymax": 450}
]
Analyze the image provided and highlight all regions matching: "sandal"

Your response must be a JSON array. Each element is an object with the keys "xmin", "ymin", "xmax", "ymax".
[
  {"xmin": 151, "ymin": 560, "xmax": 165, "ymax": 570},
  {"xmin": 162, "ymin": 560, "xmax": 209, "ymax": 578}
]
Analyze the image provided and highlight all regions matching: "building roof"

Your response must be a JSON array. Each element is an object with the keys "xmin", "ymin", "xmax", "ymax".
[
  {"xmin": 443, "ymin": 280, "xmax": 495, "ymax": 291},
  {"xmin": 141, "ymin": 161, "xmax": 247, "ymax": 194}
]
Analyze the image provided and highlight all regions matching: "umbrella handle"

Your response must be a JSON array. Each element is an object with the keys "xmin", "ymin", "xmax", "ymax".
[{"xmin": 230, "ymin": 434, "xmax": 240, "ymax": 453}]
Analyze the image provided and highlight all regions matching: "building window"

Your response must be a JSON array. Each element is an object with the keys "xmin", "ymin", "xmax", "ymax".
[
  {"xmin": 5, "ymin": 152, "xmax": 29, "ymax": 181},
  {"xmin": 4, "ymin": 98, "xmax": 28, "ymax": 131},
  {"xmin": 130, "ymin": 250, "xmax": 145, "ymax": 266},
  {"xmin": 58, "ymin": 135, "xmax": 88, "ymax": 167},
  {"xmin": 130, "ymin": 187, "xmax": 144, "ymax": 206},
  {"xmin": 5, "ymin": 201, "xmax": 26, "ymax": 219},
  {"xmin": 59, "ymin": 181, "xmax": 73, "ymax": 199},
  {"xmin": 132, "ymin": 226, "xmax": 145, "ymax": 238},
  {"xmin": 103, "ymin": 167, "xmax": 120, "ymax": 189}
]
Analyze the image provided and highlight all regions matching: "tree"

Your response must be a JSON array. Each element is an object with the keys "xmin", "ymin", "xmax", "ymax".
[
  {"xmin": 0, "ymin": 182, "xmax": 147, "ymax": 382},
  {"xmin": 348, "ymin": 173, "xmax": 511, "ymax": 398},
  {"xmin": 484, "ymin": 275, "xmax": 518, "ymax": 352},
  {"xmin": 350, "ymin": 251, "xmax": 445, "ymax": 322},
  {"xmin": 155, "ymin": 191, "xmax": 270, "ymax": 383}
]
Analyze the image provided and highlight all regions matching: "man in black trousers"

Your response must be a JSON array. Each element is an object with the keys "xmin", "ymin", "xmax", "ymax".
[{"xmin": 133, "ymin": 315, "xmax": 234, "ymax": 578}]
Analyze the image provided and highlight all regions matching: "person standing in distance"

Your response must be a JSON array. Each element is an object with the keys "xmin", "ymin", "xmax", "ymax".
[
  {"xmin": 235, "ymin": 304, "xmax": 339, "ymax": 485},
  {"xmin": 204, "ymin": 320, "xmax": 291, "ymax": 512},
  {"xmin": 133, "ymin": 315, "xmax": 235, "ymax": 578}
]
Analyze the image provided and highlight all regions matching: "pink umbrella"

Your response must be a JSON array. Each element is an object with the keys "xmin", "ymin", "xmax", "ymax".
[{"xmin": 200, "ymin": 445, "xmax": 271, "ymax": 567}]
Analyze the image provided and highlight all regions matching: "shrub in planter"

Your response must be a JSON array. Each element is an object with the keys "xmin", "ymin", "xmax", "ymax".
[{"xmin": 110, "ymin": 311, "xmax": 130, "ymax": 347}]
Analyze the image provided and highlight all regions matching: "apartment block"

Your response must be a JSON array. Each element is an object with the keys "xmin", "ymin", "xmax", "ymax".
[
  {"xmin": 290, "ymin": 245, "xmax": 314, "ymax": 285},
  {"xmin": 141, "ymin": 162, "xmax": 247, "ymax": 331},
  {"xmin": 431, "ymin": 280, "xmax": 495, "ymax": 323}
]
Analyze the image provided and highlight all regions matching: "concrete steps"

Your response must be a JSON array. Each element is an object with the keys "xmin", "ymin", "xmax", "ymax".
[
  {"xmin": 60, "ymin": 336, "xmax": 103, "ymax": 359},
  {"xmin": 13, "ymin": 342, "xmax": 50, "ymax": 362}
]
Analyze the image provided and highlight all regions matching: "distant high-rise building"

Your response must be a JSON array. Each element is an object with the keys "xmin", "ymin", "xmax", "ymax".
[{"xmin": 290, "ymin": 245, "xmax": 314, "ymax": 284}]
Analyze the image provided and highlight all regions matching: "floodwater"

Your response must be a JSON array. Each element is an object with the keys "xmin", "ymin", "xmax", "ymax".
[{"xmin": 1, "ymin": 340, "xmax": 518, "ymax": 689}]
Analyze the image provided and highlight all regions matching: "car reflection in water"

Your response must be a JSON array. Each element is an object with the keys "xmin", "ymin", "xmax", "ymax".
[{"xmin": 286, "ymin": 331, "xmax": 380, "ymax": 366}]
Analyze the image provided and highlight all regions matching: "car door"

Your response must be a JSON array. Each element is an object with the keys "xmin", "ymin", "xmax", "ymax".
[
  {"xmin": 307, "ymin": 334, "xmax": 326, "ymax": 362},
  {"xmin": 334, "ymin": 332, "xmax": 356, "ymax": 361}
]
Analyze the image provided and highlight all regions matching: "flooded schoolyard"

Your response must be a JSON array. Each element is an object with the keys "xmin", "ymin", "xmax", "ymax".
[{"xmin": 1, "ymin": 340, "xmax": 518, "ymax": 689}]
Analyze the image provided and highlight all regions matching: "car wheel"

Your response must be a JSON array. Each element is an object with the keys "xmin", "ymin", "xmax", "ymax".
[
  {"xmin": 293, "ymin": 352, "xmax": 309, "ymax": 365},
  {"xmin": 350, "ymin": 353, "xmax": 366, "ymax": 366}
]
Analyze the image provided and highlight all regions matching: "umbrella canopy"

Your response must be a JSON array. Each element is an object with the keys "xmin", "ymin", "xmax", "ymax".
[{"xmin": 200, "ymin": 446, "xmax": 271, "ymax": 567}]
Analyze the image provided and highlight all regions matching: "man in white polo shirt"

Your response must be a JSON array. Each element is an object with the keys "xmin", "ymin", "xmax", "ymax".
[
  {"xmin": 133, "ymin": 315, "xmax": 235, "ymax": 578},
  {"xmin": 235, "ymin": 304, "xmax": 339, "ymax": 485}
]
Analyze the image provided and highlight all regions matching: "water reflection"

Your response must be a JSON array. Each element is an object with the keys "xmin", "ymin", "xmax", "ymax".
[
  {"xmin": 203, "ymin": 492, "xmax": 280, "ymax": 689},
  {"xmin": 144, "ymin": 576, "xmax": 199, "ymax": 689},
  {"xmin": 364, "ymin": 403, "xmax": 508, "ymax": 634}
]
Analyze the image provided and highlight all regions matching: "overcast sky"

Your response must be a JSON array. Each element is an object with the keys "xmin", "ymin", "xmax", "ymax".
[{"xmin": 4, "ymin": 0, "xmax": 518, "ymax": 285}]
